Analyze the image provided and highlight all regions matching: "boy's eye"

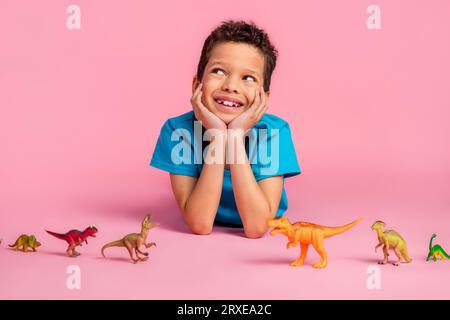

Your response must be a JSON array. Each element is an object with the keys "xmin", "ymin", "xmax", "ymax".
[
  {"xmin": 211, "ymin": 68, "xmax": 225, "ymax": 75},
  {"xmin": 243, "ymin": 75, "xmax": 257, "ymax": 82}
]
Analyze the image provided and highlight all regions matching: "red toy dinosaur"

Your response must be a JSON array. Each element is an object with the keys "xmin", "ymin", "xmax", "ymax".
[{"xmin": 46, "ymin": 225, "xmax": 98, "ymax": 257}]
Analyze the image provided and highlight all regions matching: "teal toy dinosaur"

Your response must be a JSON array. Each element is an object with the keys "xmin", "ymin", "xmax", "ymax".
[{"xmin": 426, "ymin": 234, "xmax": 449, "ymax": 262}]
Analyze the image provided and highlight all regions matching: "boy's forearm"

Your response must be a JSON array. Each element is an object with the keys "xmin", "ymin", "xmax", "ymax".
[
  {"xmin": 228, "ymin": 134, "xmax": 273, "ymax": 237},
  {"xmin": 183, "ymin": 163, "xmax": 224, "ymax": 232},
  {"xmin": 183, "ymin": 132, "xmax": 227, "ymax": 233}
]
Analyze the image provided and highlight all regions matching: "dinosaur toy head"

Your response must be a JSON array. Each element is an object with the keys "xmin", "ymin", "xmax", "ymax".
[
  {"xmin": 85, "ymin": 225, "xmax": 98, "ymax": 237},
  {"xmin": 371, "ymin": 221, "xmax": 385, "ymax": 230},
  {"xmin": 142, "ymin": 214, "xmax": 159, "ymax": 231},
  {"xmin": 29, "ymin": 235, "xmax": 41, "ymax": 248},
  {"xmin": 267, "ymin": 217, "xmax": 292, "ymax": 236},
  {"xmin": 431, "ymin": 233, "xmax": 437, "ymax": 239}
]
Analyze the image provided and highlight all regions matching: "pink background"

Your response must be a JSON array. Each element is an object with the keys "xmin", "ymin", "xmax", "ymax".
[{"xmin": 1, "ymin": 0, "xmax": 449, "ymax": 299}]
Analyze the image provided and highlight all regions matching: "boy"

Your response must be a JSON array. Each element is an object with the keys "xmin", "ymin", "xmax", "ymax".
[{"xmin": 150, "ymin": 21, "xmax": 300, "ymax": 238}]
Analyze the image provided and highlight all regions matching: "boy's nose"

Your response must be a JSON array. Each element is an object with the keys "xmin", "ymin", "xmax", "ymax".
[{"xmin": 222, "ymin": 77, "xmax": 240, "ymax": 93}]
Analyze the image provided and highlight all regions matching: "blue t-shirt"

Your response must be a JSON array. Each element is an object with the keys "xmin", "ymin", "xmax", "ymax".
[{"xmin": 150, "ymin": 110, "xmax": 301, "ymax": 225}]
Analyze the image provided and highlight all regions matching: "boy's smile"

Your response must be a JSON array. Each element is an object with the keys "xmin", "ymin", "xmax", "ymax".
[{"xmin": 195, "ymin": 41, "xmax": 267, "ymax": 124}]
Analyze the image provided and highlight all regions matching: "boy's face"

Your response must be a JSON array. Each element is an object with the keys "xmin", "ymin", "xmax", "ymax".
[{"xmin": 193, "ymin": 41, "xmax": 269, "ymax": 124}]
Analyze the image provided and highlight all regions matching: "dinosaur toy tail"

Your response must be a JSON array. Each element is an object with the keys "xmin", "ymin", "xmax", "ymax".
[
  {"xmin": 46, "ymin": 230, "xmax": 66, "ymax": 240},
  {"xmin": 8, "ymin": 241, "xmax": 18, "ymax": 248},
  {"xmin": 402, "ymin": 247, "xmax": 413, "ymax": 263},
  {"xmin": 8, "ymin": 235, "xmax": 24, "ymax": 247},
  {"xmin": 323, "ymin": 218, "xmax": 362, "ymax": 238},
  {"xmin": 101, "ymin": 240, "xmax": 125, "ymax": 258}
]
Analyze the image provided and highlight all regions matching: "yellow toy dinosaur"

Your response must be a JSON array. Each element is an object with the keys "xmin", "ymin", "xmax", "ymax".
[
  {"xmin": 371, "ymin": 221, "xmax": 412, "ymax": 266},
  {"xmin": 9, "ymin": 234, "xmax": 41, "ymax": 252},
  {"xmin": 268, "ymin": 217, "xmax": 362, "ymax": 268}
]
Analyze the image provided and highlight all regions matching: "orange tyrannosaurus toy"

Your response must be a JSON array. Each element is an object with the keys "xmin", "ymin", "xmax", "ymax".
[{"xmin": 267, "ymin": 217, "xmax": 362, "ymax": 268}]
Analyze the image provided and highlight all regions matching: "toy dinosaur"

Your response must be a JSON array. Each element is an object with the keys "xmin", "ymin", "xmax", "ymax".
[
  {"xmin": 46, "ymin": 225, "xmax": 98, "ymax": 257},
  {"xmin": 267, "ymin": 217, "xmax": 362, "ymax": 268},
  {"xmin": 101, "ymin": 214, "xmax": 158, "ymax": 264},
  {"xmin": 9, "ymin": 234, "xmax": 41, "ymax": 252},
  {"xmin": 427, "ymin": 234, "xmax": 449, "ymax": 262},
  {"xmin": 371, "ymin": 221, "xmax": 412, "ymax": 266}
]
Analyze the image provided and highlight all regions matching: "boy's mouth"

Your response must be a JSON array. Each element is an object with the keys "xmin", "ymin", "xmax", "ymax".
[{"xmin": 213, "ymin": 96, "xmax": 244, "ymax": 108}]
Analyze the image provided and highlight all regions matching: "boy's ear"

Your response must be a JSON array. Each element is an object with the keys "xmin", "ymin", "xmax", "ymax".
[
  {"xmin": 192, "ymin": 76, "xmax": 200, "ymax": 94},
  {"xmin": 265, "ymin": 91, "xmax": 270, "ymax": 98}
]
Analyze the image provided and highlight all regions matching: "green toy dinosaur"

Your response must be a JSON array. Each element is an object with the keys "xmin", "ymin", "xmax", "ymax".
[
  {"xmin": 427, "ymin": 234, "xmax": 449, "ymax": 261},
  {"xmin": 9, "ymin": 234, "xmax": 41, "ymax": 252}
]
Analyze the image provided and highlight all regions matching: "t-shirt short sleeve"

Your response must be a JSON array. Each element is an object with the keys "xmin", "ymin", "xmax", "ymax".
[
  {"xmin": 251, "ymin": 123, "xmax": 301, "ymax": 181},
  {"xmin": 150, "ymin": 118, "xmax": 199, "ymax": 177}
]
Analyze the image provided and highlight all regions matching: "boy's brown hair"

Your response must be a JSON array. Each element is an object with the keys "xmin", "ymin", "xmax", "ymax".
[{"xmin": 196, "ymin": 20, "xmax": 278, "ymax": 92}]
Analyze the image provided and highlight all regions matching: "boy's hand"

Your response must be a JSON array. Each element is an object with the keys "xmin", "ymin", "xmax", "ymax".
[
  {"xmin": 191, "ymin": 83, "xmax": 227, "ymax": 131},
  {"xmin": 228, "ymin": 86, "xmax": 268, "ymax": 133}
]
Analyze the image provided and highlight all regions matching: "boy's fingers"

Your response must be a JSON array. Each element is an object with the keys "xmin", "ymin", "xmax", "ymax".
[
  {"xmin": 249, "ymin": 87, "xmax": 261, "ymax": 113},
  {"xmin": 191, "ymin": 84, "xmax": 205, "ymax": 119},
  {"xmin": 191, "ymin": 95, "xmax": 198, "ymax": 110},
  {"xmin": 194, "ymin": 83, "xmax": 203, "ymax": 96},
  {"xmin": 195, "ymin": 91, "xmax": 208, "ymax": 112},
  {"xmin": 255, "ymin": 87, "xmax": 267, "ymax": 115},
  {"xmin": 191, "ymin": 83, "xmax": 203, "ymax": 105},
  {"xmin": 192, "ymin": 86, "xmax": 206, "ymax": 110},
  {"xmin": 195, "ymin": 91, "xmax": 215, "ymax": 121},
  {"xmin": 256, "ymin": 101, "xmax": 268, "ymax": 122},
  {"xmin": 261, "ymin": 86, "xmax": 267, "ymax": 105},
  {"xmin": 257, "ymin": 102, "xmax": 269, "ymax": 120}
]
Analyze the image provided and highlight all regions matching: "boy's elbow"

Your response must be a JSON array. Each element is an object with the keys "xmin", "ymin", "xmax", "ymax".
[
  {"xmin": 182, "ymin": 207, "xmax": 214, "ymax": 235},
  {"xmin": 244, "ymin": 223, "xmax": 268, "ymax": 239},
  {"xmin": 190, "ymin": 223, "xmax": 213, "ymax": 235},
  {"xmin": 185, "ymin": 217, "xmax": 213, "ymax": 235}
]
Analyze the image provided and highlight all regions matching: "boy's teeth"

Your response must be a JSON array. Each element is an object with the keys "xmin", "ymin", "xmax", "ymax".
[{"xmin": 217, "ymin": 99, "xmax": 240, "ymax": 107}]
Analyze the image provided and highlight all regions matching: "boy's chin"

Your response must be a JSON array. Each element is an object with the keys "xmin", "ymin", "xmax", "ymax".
[
  {"xmin": 209, "ymin": 107, "xmax": 245, "ymax": 125},
  {"xmin": 217, "ymin": 112, "xmax": 240, "ymax": 125},
  {"xmin": 220, "ymin": 114, "xmax": 235, "ymax": 125}
]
